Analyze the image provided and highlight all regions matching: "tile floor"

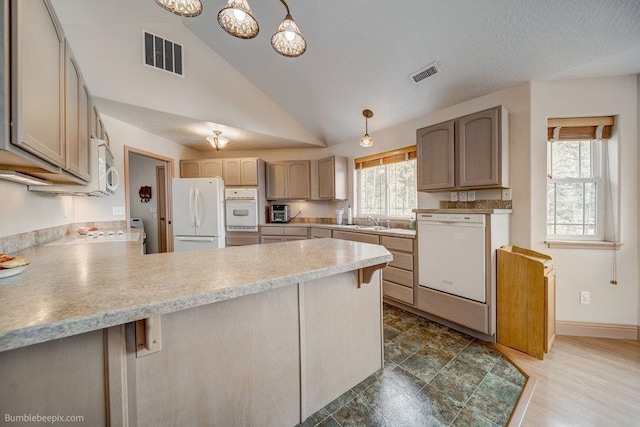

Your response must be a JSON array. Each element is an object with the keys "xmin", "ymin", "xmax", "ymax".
[{"xmin": 298, "ymin": 303, "xmax": 525, "ymax": 427}]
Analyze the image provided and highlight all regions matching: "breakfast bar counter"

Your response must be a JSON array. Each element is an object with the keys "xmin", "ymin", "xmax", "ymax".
[{"xmin": 0, "ymin": 237, "xmax": 391, "ymax": 426}]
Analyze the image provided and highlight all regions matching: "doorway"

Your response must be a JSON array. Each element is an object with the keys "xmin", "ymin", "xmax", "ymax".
[{"xmin": 124, "ymin": 146, "xmax": 174, "ymax": 254}]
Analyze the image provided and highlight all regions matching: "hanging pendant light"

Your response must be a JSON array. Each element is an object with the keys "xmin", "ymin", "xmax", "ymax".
[
  {"xmin": 271, "ymin": 0, "xmax": 306, "ymax": 57},
  {"xmin": 206, "ymin": 131, "xmax": 230, "ymax": 151},
  {"xmin": 360, "ymin": 109, "xmax": 374, "ymax": 147},
  {"xmin": 218, "ymin": 0, "xmax": 259, "ymax": 39},
  {"xmin": 154, "ymin": 0, "xmax": 202, "ymax": 17}
]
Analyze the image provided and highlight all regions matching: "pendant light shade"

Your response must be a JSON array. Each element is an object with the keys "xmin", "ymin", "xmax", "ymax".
[
  {"xmin": 217, "ymin": 0, "xmax": 259, "ymax": 39},
  {"xmin": 271, "ymin": 0, "xmax": 306, "ymax": 57},
  {"xmin": 154, "ymin": 0, "xmax": 202, "ymax": 17},
  {"xmin": 207, "ymin": 131, "xmax": 229, "ymax": 151},
  {"xmin": 360, "ymin": 109, "xmax": 374, "ymax": 147}
]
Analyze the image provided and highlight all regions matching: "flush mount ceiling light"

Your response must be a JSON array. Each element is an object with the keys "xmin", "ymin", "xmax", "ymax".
[
  {"xmin": 271, "ymin": 0, "xmax": 306, "ymax": 57},
  {"xmin": 360, "ymin": 109, "xmax": 374, "ymax": 148},
  {"xmin": 154, "ymin": 0, "xmax": 202, "ymax": 17},
  {"xmin": 206, "ymin": 130, "xmax": 229, "ymax": 151},
  {"xmin": 217, "ymin": 0, "xmax": 259, "ymax": 39}
]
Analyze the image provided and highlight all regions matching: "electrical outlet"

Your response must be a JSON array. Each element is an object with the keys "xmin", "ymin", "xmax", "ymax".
[
  {"xmin": 450, "ymin": 192, "xmax": 458, "ymax": 202},
  {"xmin": 502, "ymin": 189, "xmax": 512, "ymax": 201},
  {"xmin": 112, "ymin": 206, "xmax": 125, "ymax": 216},
  {"xmin": 467, "ymin": 191, "xmax": 476, "ymax": 201},
  {"xmin": 580, "ymin": 291, "xmax": 591, "ymax": 305},
  {"xmin": 459, "ymin": 191, "xmax": 467, "ymax": 202}
]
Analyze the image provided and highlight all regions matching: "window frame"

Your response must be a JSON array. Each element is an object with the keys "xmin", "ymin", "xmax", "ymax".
[
  {"xmin": 356, "ymin": 157, "xmax": 417, "ymax": 219},
  {"xmin": 546, "ymin": 138, "xmax": 606, "ymax": 241}
]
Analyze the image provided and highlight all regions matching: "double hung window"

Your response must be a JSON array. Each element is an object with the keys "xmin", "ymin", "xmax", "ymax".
[
  {"xmin": 356, "ymin": 146, "xmax": 417, "ymax": 218},
  {"xmin": 546, "ymin": 117, "xmax": 614, "ymax": 241}
]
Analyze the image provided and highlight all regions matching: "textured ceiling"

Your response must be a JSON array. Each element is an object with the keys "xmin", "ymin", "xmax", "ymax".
[{"xmin": 52, "ymin": 0, "xmax": 640, "ymax": 151}]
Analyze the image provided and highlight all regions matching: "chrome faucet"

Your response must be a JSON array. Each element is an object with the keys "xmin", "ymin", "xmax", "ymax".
[{"xmin": 367, "ymin": 215, "xmax": 380, "ymax": 227}]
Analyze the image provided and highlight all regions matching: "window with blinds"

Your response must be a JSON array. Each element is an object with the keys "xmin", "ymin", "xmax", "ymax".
[
  {"xmin": 355, "ymin": 146, "xmax": 417, "ymax": 218},
  {"xmin": 546, "ymin": 116, "xmax": 614, "ymax": 241}
]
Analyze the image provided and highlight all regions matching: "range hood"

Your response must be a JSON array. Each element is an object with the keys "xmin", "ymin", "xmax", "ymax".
[{"xmin": 29, "ymin": 139, "xmax": 119, "ymax": 197}]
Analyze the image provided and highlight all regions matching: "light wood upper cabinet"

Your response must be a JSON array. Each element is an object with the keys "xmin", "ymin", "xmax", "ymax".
[
  {"xmin": 266, "ymin": 161, "xmax": 310, "ymax": 200},
  {"xmin": 239, "ymin": 158, "xmax": 259, "ymax": 186},
  {"xmin": 64, "ymin": 41, "xmax": 90, "ymax": 181},
  {"xmin": 318, "ymin": 156, "xmax": 347, "ymax": 200},
  {"xmin": 417, "ymin": 121, "xmax": 455, "ymax": 191},
  {"xmin": 266, "ymin": 162, "xmax": 287, "ymax": 199},
  {"xmin": 12, "ymin": 0, "xmax": 65, "ymax": 168},
  {"xmin": 180, "ymin": 160, "xmax": 201, "ymax": 178},
  {"xmin": 223, "ymin": 158, "xmax": 258, "ymax": 185},
  {"xmin": 202, "ymin": 159, "xmax": 223, "ymax": 178},
  {"xmin": 458, "ymin": 106, "xmax": 504, "ymax": 187},
  {"xmin": 417, "ymin": 105, "xmax": 508, "ymax": 192},
  {"xmin": 287, "ymin": 161, "xmax": 311, "ymax": 199}
]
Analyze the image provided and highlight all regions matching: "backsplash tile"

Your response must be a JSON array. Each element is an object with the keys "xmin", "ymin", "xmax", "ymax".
[
  {"xmin": 0, "ymin": 221, "xmax": 127, "ymax": 254},
  {"xmin": 439, "ymin": 200, "xmax": 512, "ymax": 210},
  {"xmin": 289, "ymin": 217, "xmax": 412, "ymax": 229}
]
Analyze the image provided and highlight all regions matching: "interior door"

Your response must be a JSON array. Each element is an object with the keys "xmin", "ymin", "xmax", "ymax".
[{"xmin": 156, "ymin": 166, "xmax": 167, "ymax": 253}]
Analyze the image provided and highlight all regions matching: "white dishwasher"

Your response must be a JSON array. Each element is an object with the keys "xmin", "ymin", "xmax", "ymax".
[{"xmin": 418, "ymin": 213, "xmax": 486, "ymax": 303}]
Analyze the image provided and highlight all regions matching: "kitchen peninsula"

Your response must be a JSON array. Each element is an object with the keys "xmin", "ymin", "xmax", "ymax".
[{"xmin": 0, "ymin": 237, "xmax": 391, "ymax": 426}]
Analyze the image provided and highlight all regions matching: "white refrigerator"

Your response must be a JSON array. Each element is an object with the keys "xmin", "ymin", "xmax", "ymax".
[{"xmin": 172, "ymin": 177, "xmax": 226, "ymax": 252}]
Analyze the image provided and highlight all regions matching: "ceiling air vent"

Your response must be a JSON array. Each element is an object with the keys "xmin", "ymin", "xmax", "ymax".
[
  {"xmin": 410, "ymin": 62, "xmax": 441, "ymax": 85},
  {"xmin": 143, "ymin": 31, "xmax": 183, "ymax": 76}
]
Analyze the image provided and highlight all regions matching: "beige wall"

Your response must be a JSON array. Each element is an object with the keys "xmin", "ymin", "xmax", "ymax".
[{"xmin": 530, "ymin": 76, "xmax": 638, "ymax": 326}]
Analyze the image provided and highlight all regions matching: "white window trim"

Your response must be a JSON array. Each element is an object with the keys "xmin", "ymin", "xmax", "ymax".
[
  {"xmin": 546, "ymin": 139, "xmax": 606, "ymax": 242},
  {"xmin": 356, "ymin": 161, "xmax": 417, "ymax": 219}
]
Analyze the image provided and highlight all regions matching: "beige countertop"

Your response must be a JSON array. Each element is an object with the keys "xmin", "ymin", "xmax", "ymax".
[
  {"xmin": 414, "ymin": 209, "xmax": 513, "ymax": 215},
  {"xmin": 261, "ymin": 223, "xmax": 417, "ymax": 238},
  {"xmin": 0, "ymin": 236, "xmax": 391, "ymax": 352}
]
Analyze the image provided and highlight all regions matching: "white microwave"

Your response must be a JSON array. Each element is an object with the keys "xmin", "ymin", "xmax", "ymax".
[{"xmin": 29, "ymin": 138, "xmax": 120, "ymax": 196}]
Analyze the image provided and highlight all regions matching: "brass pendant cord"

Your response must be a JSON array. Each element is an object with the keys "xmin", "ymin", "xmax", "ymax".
[{"xmin": 279, "ymin": 0, "xmax": 291, "ymax": 16}]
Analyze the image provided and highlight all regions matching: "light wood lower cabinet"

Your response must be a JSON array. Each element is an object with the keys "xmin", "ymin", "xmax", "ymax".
[
  {"xmin": 310, "ymin": 228, "xmax": 332, "ymax": 239},
  {"xmin": 497, "ymin": 245, "xmax": 555, "ymax": 360},
  {"xmin": 332, "ymin": 230, "xmax": 379, "ymax": 245},
  {"xmin": 380, "ymin": 236, "xmax": 415, "ymax": 305},
  {"xmin": 260, "ymin": 226, "xmax": 309, "ymax": 243},
  {"xmin": 226, "ymin": 233, "xmax": 260, "ymax": 246}
]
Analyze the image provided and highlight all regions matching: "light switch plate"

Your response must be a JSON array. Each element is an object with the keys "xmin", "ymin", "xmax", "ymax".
[
  {"xmin": 501, "ymin": 189, "xmax": 512, "ymax": 201},
  {"xmin": 459, "ymin": 191, "xmax": 468, "ymax": 202},
  {"xmin": 112, "ymin": 206, "xmax": 125, "ymax": 216}
]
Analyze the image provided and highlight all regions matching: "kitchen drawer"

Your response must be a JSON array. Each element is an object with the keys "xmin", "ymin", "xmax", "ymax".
[
  {"xmin": 380, "ymin": 236, "xmax": 413, "ymax": 252},
  {"xmin": 284, "ymin": 227, "xmax": 309, "ymax": 237},
  {"xmin": 226, "ymin": 236, "xmax": 260, "ymax": 246},
  {"xmin": 383, "ymin": 280, "xmax": 413, "ymax": 305},
  {"xmin": 310, "ymin": 228, "xmax": 332, "ymax": 239},
  {"xmin": 333, "ymin": 231, "xmax": 379, "ymax": 245},
  {"xmin": 388, "ymin": 251, "xmax": 413, "ymax": 271},
  {"xmin": 284, "ymin": 236, "xmax": 307, "ymax": 241},
  {"xmin": 382, "ymin": 266, "xmax": 413, "ymax": 288},
  {"xmin": 261, "ymin": 236, "xmax": 285, "ymax": 244},
  {"xmin": 260, "ymin": 226, "xmax": 284, "ymax": 236}
]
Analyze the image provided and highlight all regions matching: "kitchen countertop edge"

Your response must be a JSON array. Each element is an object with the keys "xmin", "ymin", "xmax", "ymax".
[
  {"xmin": 0, "ymin": 239, "xmax": 392, "ymax": 353},
  {"xmin": 413, "ymin": 208, "xmax": 513, "ymax": 214}
]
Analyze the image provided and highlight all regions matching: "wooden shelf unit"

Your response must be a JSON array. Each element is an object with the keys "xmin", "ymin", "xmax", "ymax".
[{"xmin": 497, "ymin": 245, "xmax": 556, "ymax": 360}]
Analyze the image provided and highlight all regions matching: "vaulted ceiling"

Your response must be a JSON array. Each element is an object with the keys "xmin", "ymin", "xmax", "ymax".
[{"xmin": 52, "ymin": 0, "xmax": 640, "ymax": 151}]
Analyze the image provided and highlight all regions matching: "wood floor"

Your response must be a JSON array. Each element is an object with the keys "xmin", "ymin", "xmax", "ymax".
[{"xmin": 498, "ymin": 335, "xmax": 640, "ymax": 427}]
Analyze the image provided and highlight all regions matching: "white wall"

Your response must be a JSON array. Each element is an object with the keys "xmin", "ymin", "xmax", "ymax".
[
  {"xmin": 638, "ymin": 74, "xmax": 640, "ymax": 328},
  {"xmin": 530, "ymin": 76, "xmax": 638, "ymax": 326}
]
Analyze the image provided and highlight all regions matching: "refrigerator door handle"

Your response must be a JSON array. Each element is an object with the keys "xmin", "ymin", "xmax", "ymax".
[
  {"xmin": 188, "ymin": 188, "xmax": 195, "ymax": 227},
  {"xmin": 175, "ymin": 237, "xmax": 215, "ymax": 242},
  {"xmin": 194, "ymin": 188, "xmax": 201, "ymax": 227}
]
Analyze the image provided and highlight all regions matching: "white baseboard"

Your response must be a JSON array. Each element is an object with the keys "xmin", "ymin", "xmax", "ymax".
[{"xmin": 557, "ymin": 321, "xmax": 639, "ymax": 340}]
